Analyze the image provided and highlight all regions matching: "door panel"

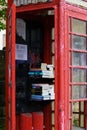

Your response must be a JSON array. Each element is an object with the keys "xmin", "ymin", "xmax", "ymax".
[{"xmin": 65, "ymin": 8, "xmax": 87, "ymax": 130}]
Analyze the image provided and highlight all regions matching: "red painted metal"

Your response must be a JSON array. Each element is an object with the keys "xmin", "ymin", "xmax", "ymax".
[
  {"xmin": 6, "ymin": 7, "xmax": 9, "ymax": 130},
  {"xmin": 6, "ymin": 3, "xmax": 16, "ymax": 130},
  {"xmin": 54, "ymin": 3, "xmax": 67, "ymax": 130},
  {"xmin": 16, "ymin": 3, "xmax": 55, "ymax": 13},
  {"xmin": 65, "ymin": 4, "xmax": 87, "ymax": 130},
  {"xmin": 8, "ymin": 0, "xmax": 13, "ymax": 7},
  {"xmin": 7, "ymin": 1, "xmax": 87, "ymax": 130},
  {"xmin": 54, "ymin": 5, "xmax": 60, "ymax": 130},
  {"xmin": 43, "ymin": 16, "xmax": 53, "ymax": 130}
]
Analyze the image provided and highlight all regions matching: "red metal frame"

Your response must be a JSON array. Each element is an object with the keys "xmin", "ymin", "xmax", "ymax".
[
  {"xmin": 65, "ymin": 3, "xmax": 87, "ymax": 130},
  {"xmin": 54, "ymin": 3, "xmax": 67, "ymax": 130},
  {"xmin": 6, "ymin": 3, "xmax": 16, "ymax": 130},
  {"xmin": 8, "ymin": 0, "xmax": 13, "ymax": 7}
]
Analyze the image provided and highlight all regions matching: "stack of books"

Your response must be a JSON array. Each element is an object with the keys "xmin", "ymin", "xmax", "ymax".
[
  {"xmin": 28, "ymin": 63, "xmax": 54, "ymax": 78},
  {"xmin": 31, "ymin": 84, "xmax": 55, "ymax": 100}
]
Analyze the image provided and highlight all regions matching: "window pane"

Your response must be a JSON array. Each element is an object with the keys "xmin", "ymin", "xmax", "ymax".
[
  {"xmin": 73, "ymin": 102, "xmax": 79, "ymax": 112},
  {"xmin": 52, "ymin": 41, "xmax": 54, "ymax": 54},
  {"xmin": 72, "ymin": 85, "xmax": 87, "ymax": 99},
  {"xmin": 80, "ymin": 114, "xmax": 84, "ymax": 127},
  {"xmin": 72, "ymin": 52, "xmax": 87, "ymax": 66},
  {"xmin": 52, "ymin": 126, "xmax": 55, "ymax": 130},
  {"xmin": 52, "ymin": 113, "xmax": 54, "ymax": 125},
  {"xmin": 80, "ymin": 102, "xmax": 84, "ymax": 112},
  {"xmin": 73, "ymin": 114, "xmax": 79, "ymax": 127},
  {"xmin": 52, "ymin": 56, "xmax": 54, "ymax": 65},
  {"xmin": 52, "ymin": 101, "xmax": 54, "ymax": 111},
  {"xmin": 72, "ymin": 19, "xmax": 86, "ymax": 34},
  {"xmin": 52, "ymin": 28, "xmax": 54, "ymax": 40},
  {"xmin": 72, "ymin": 35, "xmax": 86, "ymax": 50},
  {"xmin": 72, "ymin": 69, "xmax": 87, "ymax": 82}
]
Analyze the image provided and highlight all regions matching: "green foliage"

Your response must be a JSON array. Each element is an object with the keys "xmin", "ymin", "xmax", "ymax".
[
  {"xmin": 0, "ymin": 0, "xmax": 7, "ymax": 6},
  {"xmin": 0, "ymin": 0, "xmax": 7, "ymax": 30}
]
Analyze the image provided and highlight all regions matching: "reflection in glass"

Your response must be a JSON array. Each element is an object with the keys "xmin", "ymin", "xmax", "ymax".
[
  {"xmin": 72, "ymin": 18, "xmax": 86, "ymax": 34},
  {"xmin": 72, "ymin": 52, "xmax": 87, "ymax": 66},
  {"xmin": 72, "ymin": 85, "xmax": 87, "ymax": 99},
  {"xmin": 80, "ymin": 102, "xmax": 84, "ymax": 112},
  {"xmin": 73, "ymin": 114, "xmax": 79, "ymax": 127},
  {"xmin": 52, "ymin": 56, "xmax": 54, "ymax": 65},
  {"xmin": 73, "ymin": 102, "xmax": 79, "ymax": 112},
  {"xmin": 72, "ymin": 35, "xmax": 86, "ymax": 50},
  {"xmin": 72, "ymin": 69, "xmax": 86, "ymax": 82},
  {"xmin": 80, "ymin": 115, "xmax": 84, "ymax": 128},
  {"xmin": 72, "ymin": 102, "xmax": 85, "ymax": 130},
  {"xmin": 52, "ymin": 113, "xmax": 54, "ymax": 125},
  {"xmin": 73, "ymin": 114, "xmax": 85, "ymax": 130},
  {"xmin": 52, "ymin": 41, "xmax": 54, "ymax": 54},
  {"xmin": 52, "ymin": 126, "xmax": 54, "ymax": 130},
  {"xmin": 52, "ymin": 28, "xmax": 54, "ymax": 40}
]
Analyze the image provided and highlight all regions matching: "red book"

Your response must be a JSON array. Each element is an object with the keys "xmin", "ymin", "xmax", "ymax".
[
  {"xmin": 32, "ymin": 112, "xmax": 44, "ymax": 130},
  {"xmin": 20, "ymin": 113, "xmax": 32, "ymax": 130}
]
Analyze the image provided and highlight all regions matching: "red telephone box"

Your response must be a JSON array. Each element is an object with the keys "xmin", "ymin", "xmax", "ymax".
[{"xmin": 6, "ymin": 0, "xmax": 87, "ymax": 130}]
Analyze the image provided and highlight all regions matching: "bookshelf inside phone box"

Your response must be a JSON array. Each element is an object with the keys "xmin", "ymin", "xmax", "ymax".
[{"xmin": 16, "ymin": 13, "xmax": 55, "ymax": 130}]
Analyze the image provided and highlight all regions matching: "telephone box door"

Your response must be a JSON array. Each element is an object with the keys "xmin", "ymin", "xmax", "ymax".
[{"xmin": 65, "ymin": 6, "xmax": 87, "ymax": 130}]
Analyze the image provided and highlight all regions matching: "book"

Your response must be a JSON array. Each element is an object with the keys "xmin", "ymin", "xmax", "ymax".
[
  {"xmin": 32, "ymin": 112, "xmax": 44, "ymax": 130},
  {"xmin": 28, "ymin": 70, "xmax": 54, "ymax": 78},
  {"xmin": 31, "ymin": 84, "xmax": 55, "ymax": 100}
]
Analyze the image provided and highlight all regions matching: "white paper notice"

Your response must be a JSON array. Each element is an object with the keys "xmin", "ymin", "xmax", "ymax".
[
  {"xmin": 16, "ymin": 44, "xmax": 27, "ymax": 60},
  {"xmin": 16, "ymin": 18, "xmax": 26, "ymax": 40}
]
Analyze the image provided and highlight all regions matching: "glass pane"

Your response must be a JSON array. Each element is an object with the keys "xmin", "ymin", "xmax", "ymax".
[
  {"xmin": 52, "ymin": 41, "xmax": 54, "ymax": 54},
  {"xmin": 73, "ymin": 102, "xmax": 79, "ymax": 112},
  {"xmin": 72, "ymin": 35, "xmax": 86, "ymax": 50},
  {"xmin": 72, "ymin": 69, "xmax": 87, "ymax": 82},
  {"xmin": 73, "ymin": 114, "xmax": 79, "ymax": 127},
  {"xmin": 73, "ymin": 114, "xmax": 85, "ymax": 130},
  {"xmin": 52, "ymin": 56, "xmax": 54, "ymax": 65},
  {"xmin": 52, "ymin": 28, "xmax": 54, "ymax": 40},
  {"xmin": 52, "ymin": 101, "xmax": 54, "ymax": 111},
  {"xmin": 72, "ymin": 52, "xmax": 87, "ymax": 66},
  {"xmin": 72, "ymin": 19, "xmax": 86, "ymax": 34},
  {"xmin": 72, "ymin": 102, "xmax": 84, "ymax": 113},
  {"xmin": 52, "ymin": 113, "xmax": 54, "ymax": 125},
  {"xmin": 52, "ymin": 126, "xmax": 54, "ymax": 130},
  {"xmin": 80, "ymin": 114, "xmax": 84, "ymax": 127},
  {"xmin": 72, "ymin": 102, "xmax": 85, "ymax": 130},
  {"xmin": 72, "ymin": 85, "xmax": 87, "ymax": 99},
  {"xmin": 80, "ymin": 102, "xmax": 84, "ymax": 112}
]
